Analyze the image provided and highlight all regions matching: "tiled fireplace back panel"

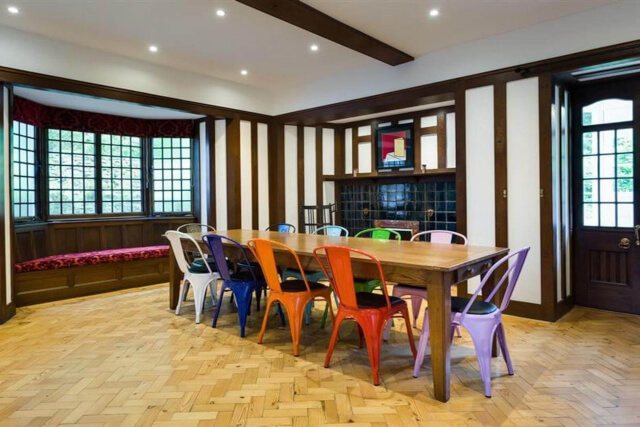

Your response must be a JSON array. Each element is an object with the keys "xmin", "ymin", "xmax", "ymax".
[{"xmin": 339, "ymin": 180, "xmax": 456, "ymax": 237}]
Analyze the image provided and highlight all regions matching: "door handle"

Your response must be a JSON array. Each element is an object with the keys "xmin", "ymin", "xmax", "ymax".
[
  {"xmin": 635, "ymin": 225, "xmax": 640, "ymax": 246},
  {"xmin": 620, "ymin": 237, "xmax": 631, "ymax": 250}
]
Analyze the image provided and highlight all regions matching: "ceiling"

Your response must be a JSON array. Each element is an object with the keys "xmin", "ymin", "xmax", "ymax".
[
  {"xmin": 14, "ymin": 86, "xmax": 204, "ymax": 120},
  {"xmin": 0, "ymin": 0, "xmax": 616, "ymax": 91}
]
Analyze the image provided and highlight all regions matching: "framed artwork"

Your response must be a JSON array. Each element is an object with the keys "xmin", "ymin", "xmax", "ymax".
[{"xmin": 375, "ymin": 123, "xmax": 414, "ymax": 170}]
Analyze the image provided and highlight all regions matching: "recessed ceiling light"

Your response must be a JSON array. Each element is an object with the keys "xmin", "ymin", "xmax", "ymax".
[
  {"xmin": 149, "ymin": 45, "xmax": 159, "ymax": 53},
  {"xmin": 240, "ymin": 69, "xmax": 248, "ymax": 76},
  {"xmin": 216, "ymin": 9, "xmax": 225, "ymax": 17},
  {"xmin": 7, "ymin": 6, "xmax": 19, "ymax": 14},
  {"xmin": 310, "ymin": 44, "xmax": 319, "ymax": 52},
  {"xmin": 429, "ymin": 9, "xmax": 439, "ymax": 17}
]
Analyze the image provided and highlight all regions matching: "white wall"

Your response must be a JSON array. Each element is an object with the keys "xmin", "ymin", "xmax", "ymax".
[
  {"xmin": 303, "ymin": 127, "xmax": 316, "ymax": 208},
  {"xmin": 3, "ymin": 87, "xmax": 11, "ymax": 305},
  {"xmin": 274, "ymin": 1, "xmax": 640, "ymax": 114},
  {"xmin": 465, "ymin": 86, "xmax": 496, "ymax": 294},
  {"xmin": 240, "ymin": 121, "xmax": 252, "ymax": 229},
  {"xmin": 214, "ymin": 119, "xmax": 227, "ymax": 230},
  {"xmin": 284, "ymin": 125, "xmax": 298, "ymax": 227},
  {"xmin": 257, "ymin": 123, "xmax": 270, "ymax": 230},
  {"xmin": 0, "ymin": 25, "xmax": 273, "ymax": 115},
  {"xmin": 507, "ymin": 78, "xmax": 542, "ymax": 305}
]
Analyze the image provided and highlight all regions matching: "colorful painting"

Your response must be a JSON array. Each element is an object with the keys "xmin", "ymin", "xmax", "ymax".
[{"xmin": 376, "ymin": 124, "xmax": 414, "ymax": 170}]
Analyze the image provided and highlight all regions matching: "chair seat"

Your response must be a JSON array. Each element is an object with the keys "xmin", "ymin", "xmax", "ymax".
[
  {"xmin": 188, "ymin": 258, "xmax": 218, "ymax": 274},
  {"xmin": 356, "ymin": 292, "xmax": 403, "ymax": 309},
  {"xmin": 451, "ymin": 296, "xmax": 498, "ymax": 315},
  {"xmin": 280, "ymin": 280, "xmax": 326, "ymax": 293},
  {"xmin": 230, "ymin": 269, "xmax": 265, "ymax": 283}
]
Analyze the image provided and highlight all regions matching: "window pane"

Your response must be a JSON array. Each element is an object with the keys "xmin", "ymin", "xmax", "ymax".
[
  {"xmin": 599, "ymin": 130, "xmax": 615, "ymax": 154},
  {"xmin": 617, "ymin": 179, "xmax": 633, "ymax": 202},
  {"xmin": 151, "ymin": 137, "xmax": 192, "ymax": 214},
  {"xmin": 582, "ymin": 132, "xmax": 597, "ymax": 155},
  {"xmin": 583, "ymin": 180, "xmax": 598, "ymax": 202},
  {"xmin": 101, "ymin": 134, "xmax": 143, "ymax": 213},
  {"xmin": 583, "ymin": 156, "xmax": 598, "ymax": 178},
  {"xmin": 616, "ymin": 128, "xmax": 633, "ymax": 153},
  {"xmin": 618, "ymin": 204, "xmax": 634, "ymax": 228},
  {"xmin": 600, "ymin": 155, "xmax": 615, "ymax": 178},
  {"xmin": 48, "ymin": 129, "xmax": 96, "ymax": 215},
  {"xmin": 600, "ymin": 204, "xmax": 616, "ymax": 227},
  {"xmin": 600, "ymin": 179, "xmax": 615, "ymax": 202},
  {"xmin": 12, "ymin": 121, "xmax": 37, "ymax": 219},
  {"xmin": 582, "ymin": 99, "xmax": 632, "ymax": 125},
  {"xmin": 617, "ymin": 153, "xmax": 633, "ymax": 177},
  {"xmin": 584, "ymin": 203, "xmax": 599, "ymax": 226}
]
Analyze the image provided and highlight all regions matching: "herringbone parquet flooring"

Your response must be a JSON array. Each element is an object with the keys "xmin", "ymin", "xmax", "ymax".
[{"xmin": 1, "ymin": 284, "xmax": 640, "ymax": 426}]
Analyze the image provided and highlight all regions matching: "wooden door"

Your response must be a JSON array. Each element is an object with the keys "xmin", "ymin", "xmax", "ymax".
[{"xmin": 573, "ymin": 78, "xmax": 640, "ymax": 314}]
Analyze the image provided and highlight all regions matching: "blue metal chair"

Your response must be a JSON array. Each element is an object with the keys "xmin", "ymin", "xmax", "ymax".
[
  {"xmin": 266, "ymin": 223, "xmax": 296, "ymax": 233},
  {"xmin": 202, "ymin": 234, "xmax": 271, "ymax": 337}
]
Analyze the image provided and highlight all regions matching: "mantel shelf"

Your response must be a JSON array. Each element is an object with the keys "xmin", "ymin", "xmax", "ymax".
[{"xmin": 324, "ymin": 168, "xmax": 455, "ymax": 182}]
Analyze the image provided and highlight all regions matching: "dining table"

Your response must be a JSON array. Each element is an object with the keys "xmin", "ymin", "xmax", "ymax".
[{"xmin": 166, "ymin": 229, "xmax": 509, "ymax": 403}]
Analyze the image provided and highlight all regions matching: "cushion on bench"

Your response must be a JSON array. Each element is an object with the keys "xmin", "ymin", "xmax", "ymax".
[{"xmin": 14, "ymin": 245, "xmax": 170, "ymax": 273}]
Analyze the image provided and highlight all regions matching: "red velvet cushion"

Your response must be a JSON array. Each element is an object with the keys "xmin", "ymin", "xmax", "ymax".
[{"xmin": 14, "ymin": 245, "xmax": 170, "ymax": 273}]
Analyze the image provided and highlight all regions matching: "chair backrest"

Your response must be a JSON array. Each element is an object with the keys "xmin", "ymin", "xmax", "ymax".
[
  {"xmin": 411, "ymin": 230, "xmax": 468, "ymax": 245},
  {"xmin": 314, "ymin": 246, "xmax": 392, "ymax": 310},
  {"xmin": 165, "ymin": 230, "xmax": 212, "ymax": 275},
  {"xmin": 177, "ymin": 223, "xmax": 216, "ymax": 234},
  {"xmin": 247, "ymin": 238, "xmax": 311, "ymax": 293},
  {"xmin": 461, "ymin": 247, "xmax": 530, "ymax": 317},
  {"xmin": 266, "ymin": 223, "xmax": 296, "ymax": 233},
  {"xmin": 202, "ymin": 234, "xmax": 255, "ymax": 282},
  {"xmin": 354, "ymin": 228, "xmax": 402, "ymax": 241},
  {"xmin": 314, "ymin": 225, "xmax": 349, "ymax": 237}
]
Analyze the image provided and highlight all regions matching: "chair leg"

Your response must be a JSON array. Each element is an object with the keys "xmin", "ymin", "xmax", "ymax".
[
  {"xmin": 175, "ymin": 279, "xmax": 189, "ymax": 315},
  {"xmin": 382, "ymin": 318, "xmax": 392, "ymax": 342},
  {"xmin": 413, "ymin": 309, "xmax": 431, "ymax": 378},
  {"xmin": 358, "ymin": 316, "xmax": 385, "ymax": 386},
  {"xmin": 304, "ymin": 300, "xmax": 313, "ymax": 325},
  {"xmin": 464, "ymin": 320, "xmax": 499, "ymax": 397},
  {"xmin": 324, "ymin": 310, "xmax": 345, "ymax": 368},
  {"xmin": 410, "ymin": 295, "xmax": 422, "ymax": 327},
  {"xmin": 212, "ymin": 285, "xmax": 226, "ymax": 329},
  {"xmin": 234, "ymin": 285, "xmax": 253, "ymax": 338},
  {"xmin": 284, "ymin": 298, "xmax": 308, "ymax": 357},
  {"xmin": 400, "ymin": 306, "xmax": 417, "ymax": 358},
  {"xmin": 255, "ymin": 285, "xmax": 263, "ymax": 312},
  {"xmin": 496, "ymin": 323, "xmax": 514, "ymax": 375},
  {"xmin": 193, "ymin": 285, "xmax": 206, "ymax": 324},
  {"xmin": 209, "ymin": 281, "xmax": 218, "ymax": 307},
  {"xmin": 258, "ymin": 297, "xmax": 276, "ymax": 344}
]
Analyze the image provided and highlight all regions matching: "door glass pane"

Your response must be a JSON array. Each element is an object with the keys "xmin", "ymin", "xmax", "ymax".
[
  {"xmin": 583, "ymin": 132, "xmax": 598, "ymax": 155},
  {"xmin": 618, "ymin": 204, "xmax": 634, "ymax": 228},
  {"xmin": 583, "ymin": 156, "xmax": 598, "ymax": 178},
  {"xmin": 599, "ymin": 130, "xmax": 615, "ymax": 154},
  {"xmin": 583, "ymin": 179, "xmax": 598, "ymax": 202},
  {"xmin": 617, "ymin": 179, "xmax": 633, "ymax": 202},
  {"xmin": 600, "ymin": 155, "xmax": 615, "ymax": 178},
  {"xmin": 617, "ymin": 153, "xmax": 633, "ymax": 177},
  {"xmin": 582, "ymin": 99, "xmax": 632, "ymax": 125},
  {"xmin": 600, "ymin": 204, "xmax": 616, "ymax": 227},
  {"xmin": 600, "ymin": 179, "xmax": 615, "ymax": 202},
  {"xmin": 584, "ymin": 203, "xmax": 599, "ymax": 226},
  {"xmin": 617, "ymin": 128, "xmax": 633, "ymax": 152}
]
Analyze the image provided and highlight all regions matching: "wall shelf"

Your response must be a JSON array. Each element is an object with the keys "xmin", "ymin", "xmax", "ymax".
[{"xmin": 324, "ymin": 168, "xmax": 455, "ymax": 182}]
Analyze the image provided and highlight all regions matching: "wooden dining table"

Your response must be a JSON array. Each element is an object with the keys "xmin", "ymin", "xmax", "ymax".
[{"xmin": 166, "ymin": 229, "xmax": 509, "ymax": 402}]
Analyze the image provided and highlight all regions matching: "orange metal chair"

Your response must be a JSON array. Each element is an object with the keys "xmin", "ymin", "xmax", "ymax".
[
  {"xmin": 313, "ymin": 246, "xmax": 417, "ymax": 386},
  {"xmin": 248, "ymin": 238, "xmax": 334, "ymax": 357}
]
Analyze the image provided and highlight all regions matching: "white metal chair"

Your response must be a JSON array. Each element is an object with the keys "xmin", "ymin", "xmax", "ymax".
[
  {"xmin": 166, "ymin": 230, "xmax": 219, "ymax": 324},
  {"xmin": 383, "ymin": 230, "xmax": 467, "ymax": 340}
]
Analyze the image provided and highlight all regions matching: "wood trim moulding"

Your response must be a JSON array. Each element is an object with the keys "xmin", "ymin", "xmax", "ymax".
[
  {"xmin": 205, "ymin": 117, "xmax": 217, "ymax": 227},
  {"xmin": 236, "ymin": 0, "xmax": 413, "ymax": 66},
  {"xmin": 225, "ymin": 118, "xmax": 242, "ymax": 229},
  {"xmin": 268, "ymin": 124, "xmax": 286, "ymax": 224},
  {"xmin": 0, "ymin": 65, "xmax": 272, "ymax": 123},
  {"xmin": 453, "ymin": 84, "xmax": 467, "ymax": 298}
]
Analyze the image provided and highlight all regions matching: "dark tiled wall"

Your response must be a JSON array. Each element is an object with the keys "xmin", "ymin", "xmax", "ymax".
[{"xmin": 340, "ymin": 179, "xmax": 456, "ymax": 236}]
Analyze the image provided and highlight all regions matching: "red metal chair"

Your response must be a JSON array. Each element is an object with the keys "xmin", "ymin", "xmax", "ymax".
[
  {"xmin": 313, "ymin": 245, "xmax": 417, "ymax": 386},
  {"xmin": 248, "ymin": 238, "xmax": 334, "ymax": 357}
]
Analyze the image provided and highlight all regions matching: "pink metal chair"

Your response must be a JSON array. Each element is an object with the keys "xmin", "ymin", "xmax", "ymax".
[
  {"xmin": 383, "ymin": 230, "xmax": 467, "ymax": 340},
  {"xmin": 413, "ymin": 247, "xmax": 530, "ymax": 397}
]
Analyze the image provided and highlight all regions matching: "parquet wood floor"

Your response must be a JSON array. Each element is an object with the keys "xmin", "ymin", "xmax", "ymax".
[{"xmin": 1, "ymin": 284, "xmax": 640, "ymax": 426}]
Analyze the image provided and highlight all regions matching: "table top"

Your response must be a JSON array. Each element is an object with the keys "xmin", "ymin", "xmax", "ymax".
[{"xmin": 184, "ymin": 229, "xmax": 509, "ymax": 273}]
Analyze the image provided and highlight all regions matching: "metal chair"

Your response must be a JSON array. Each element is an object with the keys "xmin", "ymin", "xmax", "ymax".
[
  {"xmin": 202, "ymin": 234, "xmax": 268, "ymax": 337},
  {"xmin": 314, "ymin": 245, "xmax": 416, "ymax": 386},
  {"xmin": 166, "ymin": 231, "xmax": 219, "ymax": 324},
  {"xmin": 354, "ymin": 228, "xmax": 402, "ymax": 241},
  {"xmin": 248, "ymin": 238, "xmax": 334, "ymax": 357},
  {"xmin": 265, "ymin": 223, "xmax": 296, "ymax": 233},
  {"xmin": 413, "ymin": 247, "xmax": 530, "ymax": 397},
  {"xmin": 384, "ymin": 230, "xmax": 468, "ymax": 340},
  {"xmin": 177, "ymin": 223, "xmax": 216, "ymax": 233},
  {"xmin": 314, "ymin": 225, "xmax": 349, "ymax": 237}
]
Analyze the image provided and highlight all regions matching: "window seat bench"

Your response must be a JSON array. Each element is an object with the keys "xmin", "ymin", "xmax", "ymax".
[{"xmin": 14, "ymin": 246, "xmax": 170, "ymax": 306}]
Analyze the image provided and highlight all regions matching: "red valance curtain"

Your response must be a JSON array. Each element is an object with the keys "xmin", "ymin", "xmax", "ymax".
[{"xmin": 13, "ymin": 97, "xmax": 195, "ymax": 138}]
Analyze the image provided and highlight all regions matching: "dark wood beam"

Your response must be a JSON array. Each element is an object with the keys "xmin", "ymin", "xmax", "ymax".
[{"xmin": 235, "ymin": 0, "xmax": 414, "ymax": 66}]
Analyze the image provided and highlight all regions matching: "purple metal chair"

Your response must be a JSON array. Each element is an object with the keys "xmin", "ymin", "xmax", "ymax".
[
  {"xmin": 413, "ymin": 247, "xmax": 530, "ymax": 397},
  {"xmin": 384, "ymin": 230, "xmax": 467, "ymax": 340},
  {"xmin": 202, "ymin": 234, "xmax": 270, "ymax": 337}
]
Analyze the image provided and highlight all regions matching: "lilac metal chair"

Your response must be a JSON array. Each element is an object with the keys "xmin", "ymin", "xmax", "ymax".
[
  {"xmin": 383, "ymin": 230, "xmax": 467, "ymax": 340},
  {"xmin": 413, "ymin": 247, "xmax": 530, "ymax": 397},
  {"xmin": 202, "ymin": 234, "xmax": 269, "ymax": 337}
]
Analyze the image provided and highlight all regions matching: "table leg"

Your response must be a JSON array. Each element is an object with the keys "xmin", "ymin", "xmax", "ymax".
[
  {"xmin": 427, "ymin": 275, "xmax": 452, "ymax": 402},
  {"xmin": 169, "ymin": 247, "xmax": 180, "ymax": 310}
]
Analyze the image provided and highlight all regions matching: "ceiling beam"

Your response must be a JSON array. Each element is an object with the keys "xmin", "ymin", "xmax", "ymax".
[{"xmin": 235, "ymin": 0, "xmax": 414, "ymax": 66}]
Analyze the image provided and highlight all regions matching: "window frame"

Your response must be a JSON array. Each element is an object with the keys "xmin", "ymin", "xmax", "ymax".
[
  {"xmin": 149, "ymin": 136, "xmax": 195, "ymax": 217},
  {"xmin": 11, "ymin": 121, "xmax": 42, "ymax": 223}
]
